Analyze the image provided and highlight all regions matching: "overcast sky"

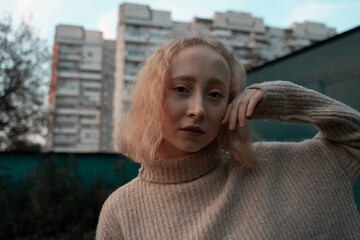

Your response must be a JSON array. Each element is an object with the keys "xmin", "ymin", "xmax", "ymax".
[{"xmin": 1, "ymin": 0, "xmax": 359, "ymax": 44}]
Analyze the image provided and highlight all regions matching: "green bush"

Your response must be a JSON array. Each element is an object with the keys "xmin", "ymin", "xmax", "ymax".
[{"xmin": 0, "ymin": 154, "xmax": 124, "ymax": 240}]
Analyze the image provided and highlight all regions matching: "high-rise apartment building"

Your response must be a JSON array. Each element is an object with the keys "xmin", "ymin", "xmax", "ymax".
[
  {"xmin": 113, "ymin": 3, "xmax": 336, "ymax": 137},
  {"xmin": 49, "ymin": 4, "xmax": 336, "ymax": 153},
  {"xmin": 49, "ymin": 25, "xmax": 115, "ymax": 152}
]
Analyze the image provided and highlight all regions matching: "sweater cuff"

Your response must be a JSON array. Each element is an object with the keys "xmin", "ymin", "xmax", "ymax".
[{"xmin": 247, "ymin": 80, "xmax": 293, "ymax": 121}]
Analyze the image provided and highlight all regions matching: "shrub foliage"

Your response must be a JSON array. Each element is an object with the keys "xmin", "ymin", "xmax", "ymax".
[{"xmin": 0, "ymin": 155, "xmax": 125, "ymax": 240}]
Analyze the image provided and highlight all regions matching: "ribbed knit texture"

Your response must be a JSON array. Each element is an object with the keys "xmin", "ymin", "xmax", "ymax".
[{"xmin": 96, "ymin": 81, "xmax": 360, "ymax": 239}]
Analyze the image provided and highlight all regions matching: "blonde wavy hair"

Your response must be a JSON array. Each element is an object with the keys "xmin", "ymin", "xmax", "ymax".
[{"xmin": 117, "ymin": 36, "xmax": 256, "ymax": 168}]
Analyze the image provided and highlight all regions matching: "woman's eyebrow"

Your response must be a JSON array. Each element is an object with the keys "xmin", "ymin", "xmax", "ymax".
[
  {"xmin": 207, "ymin": 78, "xmax": 227, "ymax": 88},
  {"xmin": 171, "ymin": 75, "xmax": 227, "ymax": 88},
  {"xmin": 170, "ymin": 75, "xmax": 195, "ymax": 82}
]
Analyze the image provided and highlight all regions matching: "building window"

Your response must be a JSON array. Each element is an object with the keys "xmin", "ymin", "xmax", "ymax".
[
  {"xmin": 80, "ymin": 115, "xmax": 96, "ymax": 120},
  {"xmin": 84, "ymin": 87, "xmax": 100, "ymax": 92},
  {"xmin": 86, "ymin": 133, "xmax": 98, "ymax": 139}
]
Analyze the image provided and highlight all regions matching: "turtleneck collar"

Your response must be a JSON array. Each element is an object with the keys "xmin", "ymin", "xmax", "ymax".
[{"xmin": 139, "ymin": 148, "xmax": 221, "ymax": 184}]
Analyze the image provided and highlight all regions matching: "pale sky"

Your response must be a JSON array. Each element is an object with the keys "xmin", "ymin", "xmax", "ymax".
[{"xmin": 0, "ymin": 0, "xmax": 359, "ymax": 45}]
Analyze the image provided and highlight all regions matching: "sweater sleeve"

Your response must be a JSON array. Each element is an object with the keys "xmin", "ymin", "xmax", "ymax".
[
  {"xmin": 96, "ymin": 197, "xmax": 124, "ymax": 240},
  {"xmin": 249, "ymin": 80, "xmax": 360, "ymax": 183}
]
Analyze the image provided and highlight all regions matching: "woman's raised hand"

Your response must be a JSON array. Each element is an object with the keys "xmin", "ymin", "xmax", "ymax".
[{"xmin": 221, "ymin": 88, "xmax": 264, "ymax": 130}]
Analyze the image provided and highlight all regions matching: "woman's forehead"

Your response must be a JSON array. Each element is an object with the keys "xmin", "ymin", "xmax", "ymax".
[
  {"xmin": 171, "ymin": 45, "xmax": 231, "ymax": 83},
  {"xmin": 174, "ymin": 45, "xmax": 225, "ymax": 61}
]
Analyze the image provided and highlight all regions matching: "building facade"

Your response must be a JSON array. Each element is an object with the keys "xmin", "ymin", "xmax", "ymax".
[
  {"xmin": 49, "ymin": 25, "xmax": 115, "ymax": 152},
  {"xmin": 113, "ymin": 3, "xmax": 336, "ymax": 144},
  {"xmin": 49, "ymin": 4, "xmax": 337, "ymax": 153}
]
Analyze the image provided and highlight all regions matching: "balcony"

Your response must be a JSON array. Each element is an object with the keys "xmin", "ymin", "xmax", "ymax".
[
  {"xmin": 149, "ymin": 37, "xmax": 161, "ymax": 44},
  {"xmin": 124, "ymin": 74, "xmax": 136, "ymax": 82},
  {"xmin": 53, "ymin": 135, "xmax": 77, "ymax": 144},
  {"xmin": 53, "ymin": 127, "xmax": 78, "ymax": 134},
  {"xmin": 55, "ymin": 97, "xmax": 78, "ymax": 108},
  {"xmin": 55, "ymin": 115, "xmax": 77, "ymax": 122},
  {"xmin": 287, "ymin": 38, "xmax": 311, "ymax": 48},
  {"xmin": 231, "ymin": 40, "xmax": 247, "ymax": 48},
  {"xmin": 254, "ymin": 34, "xmax": 268, "ymax": 42},
  {"xmin": 52, "ymin": 146, "xmax": 76, "ymax": 152},
  {"xmin": 74, "ymin": 144, "xmax": 100, "ymax": 153},
  {"xmin": 212, "ymin": 29, "xmax": 232, "ymax": 38},
  {"xmin": 56, "ymin": 87, "xmax": 79, "ymax": 97},
  {"xmin": 125, "ymin": 34, "xmax": 148, "ymax": 43},
  {"xmin": 80, "ymin": 72, "xmax": 102, "ymax": 80},
  {"xmin": 57, "ymin": 71, "xmax": 81, "ymax": 79},
  {"xmin": 58, "ymin": 54, "xmax": 81, "ymax": 61},
  {"xmin": 79, "ymin": 112, "xmax": 100, "ymax": 124},
  {"xmin": 255, "ymin": 42, "xmax": 270, "ymax": 49},
  {"xmin": 125, "ymin": 52, "xmax": 145, "ymax": 62},
  {"xmin": 82, "ymin": 81, "xmax": 101, "ymax": 89},
  {"xmin": 247, "ymin": 41, "xmax": 256, "ymax": 48},
  {"xmin": 124, "ymin": 68, "xmax": 138, "ymax": 80},
  {"xmin": 80, "ymin": 61, "xmax": 102, "ymax": 71},
  {"xmin": 55, "ymin": 104, "xmax": 78, "ymax": 109}
]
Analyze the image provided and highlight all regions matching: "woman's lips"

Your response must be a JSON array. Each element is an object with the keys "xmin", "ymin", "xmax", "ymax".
[{"xmin": 180, "ymin": 126, "xmax": 205, "ymax": 136}]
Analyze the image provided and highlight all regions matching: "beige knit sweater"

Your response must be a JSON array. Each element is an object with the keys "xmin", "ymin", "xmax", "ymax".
[{"xmin": 97, "ymin": 81, "xmax": 360, "ymax": 239}]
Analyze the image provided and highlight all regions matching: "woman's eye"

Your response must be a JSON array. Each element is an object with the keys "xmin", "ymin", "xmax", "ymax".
[
  {"xmin": 208, "ymin": 92, "xmax": 223, "ymax": 99},
  {"xmin": 174, "ymin": 86, "xmax": 188, "ymax": 93}
]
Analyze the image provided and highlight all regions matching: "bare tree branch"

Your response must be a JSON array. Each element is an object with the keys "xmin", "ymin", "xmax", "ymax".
[{"xmin": 0, "ymin": 15, "xmax": 50, "ymax": 151}]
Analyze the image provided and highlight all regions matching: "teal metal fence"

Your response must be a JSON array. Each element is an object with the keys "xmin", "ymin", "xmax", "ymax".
[
  {"xmin": 0, "ymin": 152, "xmax": 140, "ymax": 187},
  {"xmin": 0, "ymin": 152, "xmax": 359, "ymax": 213}
]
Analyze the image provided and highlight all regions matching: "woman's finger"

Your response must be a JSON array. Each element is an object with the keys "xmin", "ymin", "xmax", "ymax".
[
  {"xmin": 228, "ymin": 101, "xmax": 240, "ymax": 130},
  {"xmin": 221, "ymin": 103, "xmax": 233, "ymax": 124},
  {"xmin": 237, "ymin": 97, "xmax": 249, "ymax": 128},
  {"xmin": 230, "ymin": 91, "xmax": 251, "ymax": 129},
  {"xmin": 226, "ymin": 88, "xmax": 263, "ymax": 130},
  {"xmin": 246, "ymin": 90, "xmax": 264, "ymax": 117},
  {"xmin": 237, "ymin": 90, "xmax": 257, "ymax": 127}
]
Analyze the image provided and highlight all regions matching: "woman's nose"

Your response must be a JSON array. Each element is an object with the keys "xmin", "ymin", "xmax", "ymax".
[{"xmin": 186, "ymin": 94, "xmax": 205, "ymax": 119}]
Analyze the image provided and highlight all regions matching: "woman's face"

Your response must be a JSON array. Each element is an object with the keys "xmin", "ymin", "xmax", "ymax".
[{"xmin": 158, "ymin": 45, "xmax": 231, "ymax": 160}]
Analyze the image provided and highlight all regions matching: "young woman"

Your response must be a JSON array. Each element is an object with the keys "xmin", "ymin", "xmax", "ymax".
[{"xmin": 96, "ymin": 37, "xmax": 360, "ymax": 239}]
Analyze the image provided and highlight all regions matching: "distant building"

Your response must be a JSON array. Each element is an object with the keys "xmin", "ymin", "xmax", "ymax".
[
  {"xmin": 49, "ymin": 4, "xmax": 337, "ymax": 153},
  {"xmin": 48, "ymin": 25, "xmax": 115, "ymax": 152},
  {"xmin": 113, "ymin": 3, "xmax": 336, "ymax": 145}
]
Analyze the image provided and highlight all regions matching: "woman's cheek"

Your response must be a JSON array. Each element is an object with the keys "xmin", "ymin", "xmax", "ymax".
[{"xmin": 217, "ymin": 102, "xmax": 229, "ymax": 121}]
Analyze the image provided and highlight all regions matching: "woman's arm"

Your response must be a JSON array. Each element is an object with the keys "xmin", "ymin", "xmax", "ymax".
[
  {"xmin": 96, "ymin": 199, "xmax": 124, "ymax": 240},
  {"xmin": 222, "ymin": 80, "xmax": 360, "ymax": 183}
]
